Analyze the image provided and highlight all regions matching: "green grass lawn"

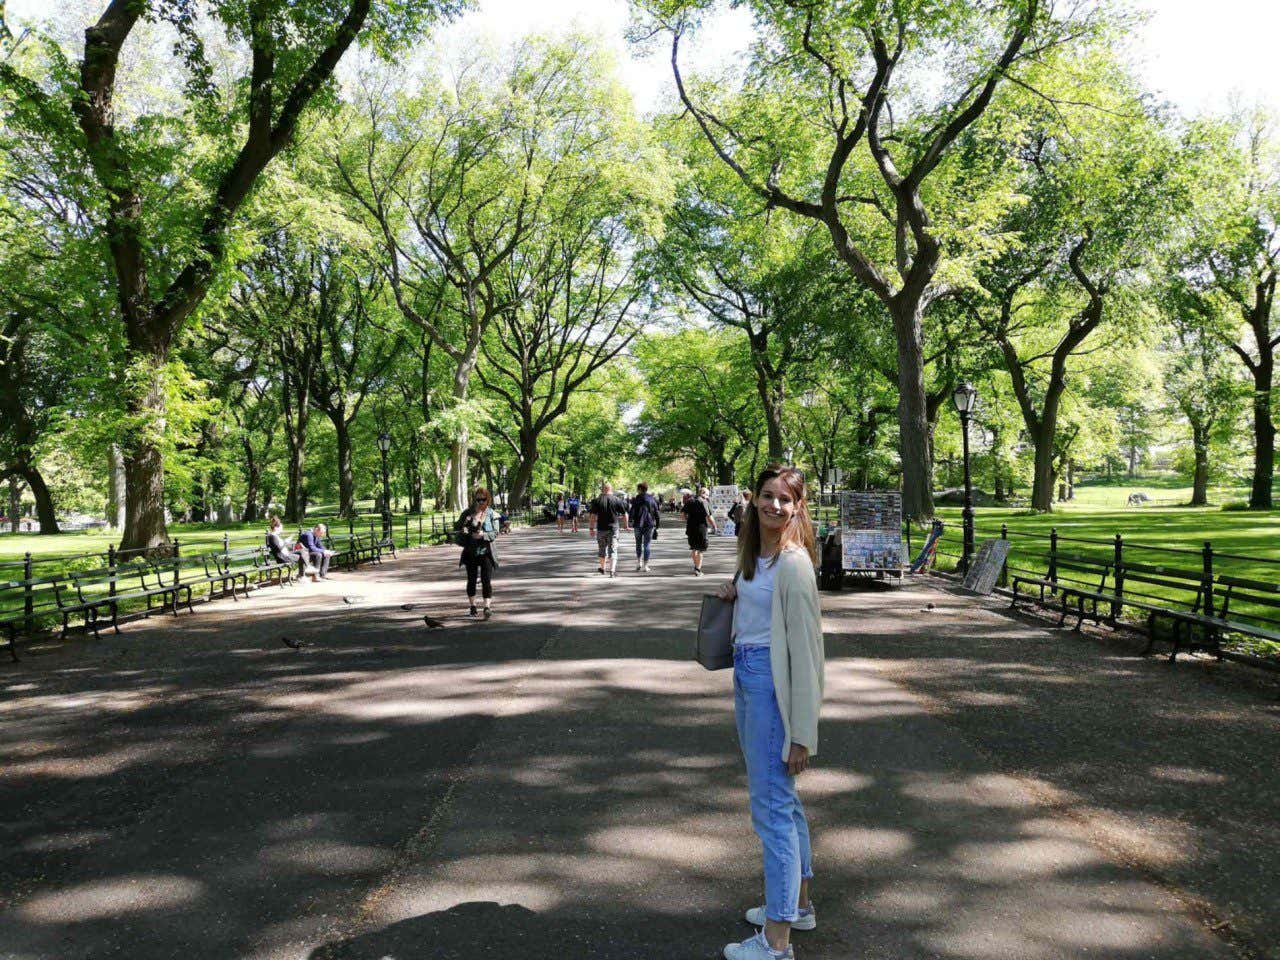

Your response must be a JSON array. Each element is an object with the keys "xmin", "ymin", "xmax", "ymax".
[{"xmin": 933, "ymin": 478, "xmax": 1280, "ymax": 572}]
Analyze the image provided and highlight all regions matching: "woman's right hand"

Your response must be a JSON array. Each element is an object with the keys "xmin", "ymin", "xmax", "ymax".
[{"xmin": 716, "ymin": 580, "xmax": 737, "ymax": 602}]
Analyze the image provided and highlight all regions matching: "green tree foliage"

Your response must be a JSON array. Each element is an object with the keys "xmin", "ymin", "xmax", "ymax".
[{"xmin": 0, "ymin": 0, "xmax": 458, "ymax": 548}]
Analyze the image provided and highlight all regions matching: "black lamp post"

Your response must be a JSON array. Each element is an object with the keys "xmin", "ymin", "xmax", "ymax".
[
  {"xmin": 952, "ymin": 381, "xmax": 978, "ymax": 573},
  {"xmin": 377, "ymin": 431, "xmax": 391, "ymax": 537}
]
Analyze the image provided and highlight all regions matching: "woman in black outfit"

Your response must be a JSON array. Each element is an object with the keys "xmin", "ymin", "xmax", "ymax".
[{"xmin": 455, "ymin": 486, "xmax": 499, "ymax": 619}]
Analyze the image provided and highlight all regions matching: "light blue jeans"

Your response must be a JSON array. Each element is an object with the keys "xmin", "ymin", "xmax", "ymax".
[
  {"xmin": 634, "ymin": 527, "xmax": 654, "ymax": 561},
  {"xmin": 733, "ymin": 643, "xmax": 813, "ymax": 923}
]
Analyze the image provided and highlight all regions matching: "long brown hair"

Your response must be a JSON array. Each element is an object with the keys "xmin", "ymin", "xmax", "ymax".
[
  {"xmin": 737, "ymin": 464, "xmax": 816, "ymax": 580},
  {"xmin": 470, "ymin": 487, "xmax": 492, "ymax": 514}
]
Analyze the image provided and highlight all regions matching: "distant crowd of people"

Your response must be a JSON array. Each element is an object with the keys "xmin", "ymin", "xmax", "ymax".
[{"xmin": 550, "ymin": 484, "xmax": 755, "ymax": 578}]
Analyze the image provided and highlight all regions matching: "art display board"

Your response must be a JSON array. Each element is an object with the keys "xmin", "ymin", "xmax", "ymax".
[
  {"xmin": 961, "ymin": 539, "xmax": 1012, "ymax": 595},
  {"xmin": 709, "ymin": 485, "xmax": 739, "ymax": 520},
  {"xmin": 838, "ymin": 490, "xmax": 905, "ymax": 571}
]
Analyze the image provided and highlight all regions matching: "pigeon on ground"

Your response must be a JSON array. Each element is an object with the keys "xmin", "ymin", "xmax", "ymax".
[
  {"xmin": 281, "ymin": 636, "xmax": 304, "ymax": 649},
  {"xmin": 401, "ymin": 603, "xmax": 416, "ymax": 611},
  {"xmin": 342, "ymin": 596, "xmax": 360, "ymax": 605},
  {"xmin": 423, "ymin": 615, "xmax": 445, "ymax": 629}
]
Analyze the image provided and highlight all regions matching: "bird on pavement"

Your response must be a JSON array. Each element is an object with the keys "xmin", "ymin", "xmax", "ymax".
[
  {"xmin": 280, "ymin": 636, "xmax": 305, "ymax": 649},
  {"xmin": 423, "ymin": 615, "xmax": 445, "ymax": 629},
  {"xmin": 342, "ymin": 596, "xmax": 360, "ymax": 605}
]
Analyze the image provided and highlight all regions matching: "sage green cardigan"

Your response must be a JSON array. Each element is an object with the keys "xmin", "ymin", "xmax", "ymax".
[{"xmin": 739, "ymin": 547, "xmax": 825, "ymax": 762}]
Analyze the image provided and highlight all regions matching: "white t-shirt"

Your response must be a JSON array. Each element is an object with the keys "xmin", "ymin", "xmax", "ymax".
[{"xmin": 733, "ymin": 555, "xmax": 778, "ymax": 647}]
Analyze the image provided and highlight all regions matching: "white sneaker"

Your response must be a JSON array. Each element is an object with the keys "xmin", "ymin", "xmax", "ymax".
[
  {"xmin": 723, "ymin": 930, "xmax": 793, "ymax": 960},
  {"xmin": 635, "ymin": 561, "xmax": 643, "ymax": 571},
  {"xmin": 642, "ymin": 562, "xmax": 650, "ymax": 572},
  {"xmin": 745, "ymin": 905, "xmax": 816, "ymax": 931}
]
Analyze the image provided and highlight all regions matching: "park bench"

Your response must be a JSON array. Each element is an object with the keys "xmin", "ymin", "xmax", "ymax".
[
  {"xmin": 1055, "ymin": 559, "xmax": 1205, "ymax": 637},
  {"xmin": 370, "ymin": 528, "xmax": 398, "ymax": 562},
  {"xmin": 1010, "ymin": 554, "xmax": 1113, "ymax": 621},
  {"xmin": 251, "ymin": 546, "xmax": 298, "ymax": 586},
  {"xmin": 324, "ymin": 533, "xmax": 379, "ymax": 570},
  {"xmin": 60, "ymin": 562, "xmax": 190, "ymax": 637},
  {"xmin": 149, "ymin": 555, "xmax": 223, "ymax": 610},
  {"xmin": 204, "ymin": 551, "xmax": 256, "ymax": 600},
  {"xmin": 1143, "ymin": 574, "xmax": 1280, "ymax": 664},
  {"xmin": 0, "ymin": 574, "xmax": 62, "ymax": 661}
]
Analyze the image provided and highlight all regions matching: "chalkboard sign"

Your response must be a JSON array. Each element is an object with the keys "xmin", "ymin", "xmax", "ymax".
[{"xmin": 962, "ymin": 539, "xmax": 1012, "ymax": 595}]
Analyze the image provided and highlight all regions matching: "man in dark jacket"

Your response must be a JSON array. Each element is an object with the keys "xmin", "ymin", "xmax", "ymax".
[
  {"xmin": 297, "ymin": 524, "xmax": 334, "ymax": 579},
  {"xmin": 628, "ymin": 482, "xmax": 661, "ymax": 572}
]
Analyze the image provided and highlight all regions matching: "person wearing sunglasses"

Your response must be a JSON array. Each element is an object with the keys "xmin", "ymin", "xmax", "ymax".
[
  {"xmin": 715, "ymin": 464, "xmax": 824, "ymax": 960},
  {"xmin": 454, "ymin": 486, "xmax": 499, "ymax": 619}
]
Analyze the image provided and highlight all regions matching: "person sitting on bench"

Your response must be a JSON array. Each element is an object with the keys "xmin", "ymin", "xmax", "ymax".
[
  {"xmin": 266, "ymin": 516, "xmax": 316, "ymax": 581},
  {"xmin": 297, "ymin": 523, "xmax": 335, "ymax": 579}
]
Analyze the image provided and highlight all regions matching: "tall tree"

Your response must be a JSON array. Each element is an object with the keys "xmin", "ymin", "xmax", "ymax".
[
  {"xmin": 642, "ymin": 0, "xmax": 1083, "ymax": 518},
  {"xmin": 0, "ymin": 0, "xmax": 456, "ymax": 549},
  {"xmin": 969, "ymin": 56, "xmax": 1181, "ymax": 510},
  {"xmin": 332, "ymin": 35, "xmax": 634, "ymax": 508},
  {"xmin": 306, "ymin": 255, "xmax": 403, "ymax": 517},
  {"xmin": 1180, "ymin": 109, "xmax": 1280, "ymax": 509}
]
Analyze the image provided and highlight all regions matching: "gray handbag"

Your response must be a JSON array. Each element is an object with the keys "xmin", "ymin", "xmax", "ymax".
[{"xmin": 696, "ymin": 591, "xmax": 735, "ymax": 670}]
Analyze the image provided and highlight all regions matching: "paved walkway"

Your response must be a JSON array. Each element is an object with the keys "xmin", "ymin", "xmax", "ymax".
[{"xmin": 1, "ymin": 526, "xmax": 1274, "ymax": 959}]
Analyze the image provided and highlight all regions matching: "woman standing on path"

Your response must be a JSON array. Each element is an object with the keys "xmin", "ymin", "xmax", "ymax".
[
  {"xmin": 556, "ymin": 493, "xmax": 568, "ymax": 533},
  {"xmin": 455, "ymin": 486, "xmax": 499, "ymax": 619},
  {"xmin": 715, "ymin": 465, "xmax": 824, "ymax": 960}
]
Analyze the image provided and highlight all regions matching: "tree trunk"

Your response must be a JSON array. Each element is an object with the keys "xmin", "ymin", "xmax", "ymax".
[
  {"xmin": 7, "ymin": 477, "xmax": 19, "ymax": 532},
  {"xmin": 447, "ymin": 355, "xmax": 477, "ymax": 510},
  {"xmin": 752, "ymin": 357, "xmax": 785, "ymax": 461},
  {"xmin": 107, "ymin": 443, "xmax": 126, "ymax": 528},
  {"xmin": 1029, "ymin": 394, "xmax": 1059, "ymax": 513},
  {"xmin": 1067, "ymin": 458, "xmax": 1076, "ymax": 500},
  {"xmin": 242, "ymin": 436, "xmax": 261, "ymax": 523},
  {"xmin": 332, "ymin": 414, "xmax": 355, "ymax": 517},
  {"xmin": 891, "ymin": 299, "xmax": 934, "ymax": 519},
  {"xmin": 509, "ymin": 430, "xmax": 538, "ymax": 509},
  {"xmin": 21, "ymin": 465, "xmax": 59, "ymax": 534},
  {"xmin": 120, "ymin": 360, "xmax": 170, "ymax": 551},
  {"xmin": 1248, "ymin": 358, "xmax": 1275, "ymax": 509},
  {"xmin": 991, "ymin": 424, "xmax": 1005, "ymax": 501},
  {"xmin": 1191, "ymin": 421, "xmax": 1210, "ymax": 507},
  {"xmin": 191, "ymin": 470, "xmax": 207, "ymax": 523}
]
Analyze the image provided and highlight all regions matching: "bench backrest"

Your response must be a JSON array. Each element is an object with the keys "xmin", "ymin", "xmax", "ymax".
[
  {"xmin": 0, "ymin": 574, "xmax": 63, "ymax": 623},
  {"xmin": 1215, "ymin": 575, "xmax": 1280, "ymax": 630},
  {"xmin": 68, "ymin": 563, "xmax": 155, "ymax": 604}
]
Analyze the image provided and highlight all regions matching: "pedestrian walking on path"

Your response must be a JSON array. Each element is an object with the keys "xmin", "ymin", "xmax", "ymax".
[
  {"xmin": 454, "ymin": 486, "xmax": 499, "ymax": 619},
  {"xmin": 628, "ymin": 481, "xmax": 661, "ymax": 571},
  {"xmin": 567, "ymin": 492, "xmax": 582, "ymax": 533},
  {"xmin": 682, "ymin": 487, "xmax": 717, "ymax": 576},
  {"xmin": 587, "ymin": 482, "xmax": 630, "ymax": 577},
  {"xmin": 728, "ymin": 488, "xmax": 751, "ymax": 539},
  {"xmin": 555, "ymin": 493, "xmax": 568, "ymax": 533},
  {"xmin": 715, "ymin": 464, "xmax": 824, "ymax": 960}
]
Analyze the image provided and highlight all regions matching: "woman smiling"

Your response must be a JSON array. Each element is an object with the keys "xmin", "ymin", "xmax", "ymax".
[{"xmin": 715, "ymin": 464, "xmax": 824, "ymax": 960}]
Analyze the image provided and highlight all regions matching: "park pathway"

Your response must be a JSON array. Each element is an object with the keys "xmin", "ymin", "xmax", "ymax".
[{"xmin": 1, "ymin": 525, "xmax": 1271, "ymax": 960}]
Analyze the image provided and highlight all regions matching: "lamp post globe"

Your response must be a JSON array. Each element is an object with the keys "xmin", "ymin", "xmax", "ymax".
[{"xmin": 951, "ymin": 382, "xmax": 978, "ymax": 574}]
